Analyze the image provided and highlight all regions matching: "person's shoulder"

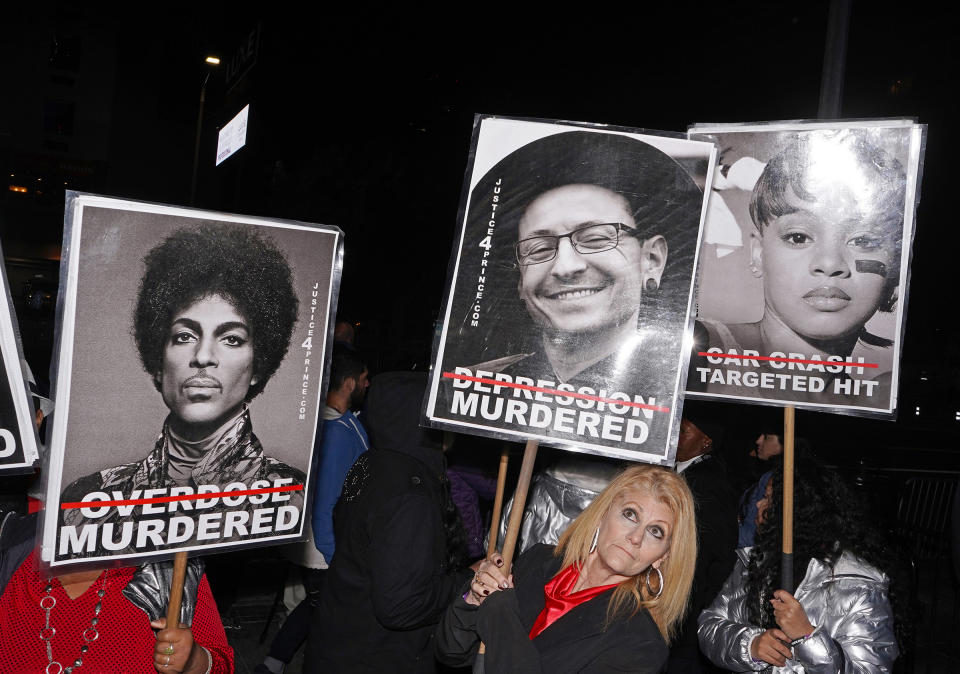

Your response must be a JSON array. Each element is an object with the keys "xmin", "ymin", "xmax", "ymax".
[
  {"xmin": 61, "ymin": 471, "xmax": 102, "ymax": 501},
  {"xmin": 325, "ymin": 411, "xmax": 368, "ymax": 441},
  {"xmin": 520, "ymin": 544, "xmax": 564, "ymax": 575},
  {"xmin": 581, "ymin": 603, "xmax": 666, "ymax": 674},
  {"xmin": 61, "ymin": 461, "xmax": 140, "ymax": 500},
  {"xmin": 469, "ymin": 353, "xmax": 536, "ymax": 374},
  {"xmin": 319, "ymin": 414, "xmax": 351, "ymax": 441},
  {"xmin": 520, "ymin": 543, "xmax": 557, "ymax": 565},
  {"xmin": 0, "ymin": 510, "xmax": 36, "ymax": 549},
  {"xmin": 514, "ymin": 544, "xmax": 561, "ymax": 585},
  {"xmin": 339, "ymin": 450, "xmax": 431, "ymax": 506},
  {"xmin": 630, "ymin": 606, "xmax": 666, "ymax": 637},
  {"xmin": 323, "ymin": 410, "xmax": 352, "ymax": 429},
  {"xmin": 700, "ymin": 319, "xmax": 762, "ymax": 352},
  {"xmin": 687, "ymin": 454, "xmax": 736, "ymax": 485},
  {"xmin": 58, "ymin": 463, "xmax": 134, "ymax": 529},
  {"xmin": 688, "ymin": 319, "xmax": 761, "ymax": 393},
  {"xmin": 363, "ymin": 447, "xmax": 416, "ymax": 471},
  {"xmin": 0, "ymin": 511, "xmax": 37, "ymax": 597},
  {"xmin": 854, "ymin": 334, "xmax": 895, "ymax": 382},
  {"xmin": 684, "ymin": 458, "xmax": 739, "ymax": 505},
  {"xmin": 615, "ymin": 605, "xmax": 668, "ymax": 650},
  {"xmin": 832, "ymin": 550, "xmax": 889, "ymax": 585},
  {"xmin": 263, "ymin": 458, "xmax": 306, "ymax": 485}
]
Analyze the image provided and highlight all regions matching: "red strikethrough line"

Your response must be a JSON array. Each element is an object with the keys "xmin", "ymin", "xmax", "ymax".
[
  {"xmin": 60, "ymin": 484, "xmax": 304, "ymax": 510},
  {"xmin": 442, "ymin": 372, "xmax": 670, "ymax": 413},
  {"xmin": 697, "ymin": 352, "xmax": 878, "ymax": 369}
]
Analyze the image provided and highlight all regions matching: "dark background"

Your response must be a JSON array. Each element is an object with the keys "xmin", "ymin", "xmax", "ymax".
[{"xmin": 1, "ymin": 2, "xmax": 957, "ymax": 488}]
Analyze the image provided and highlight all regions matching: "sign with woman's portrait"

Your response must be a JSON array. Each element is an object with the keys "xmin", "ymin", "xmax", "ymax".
[
  {"xmin": 685, "ymin": 120, "xmax": 926, "ymax": 417},
  {"xmin": 40, "ymin": 193, "xmax": 342, "ymax": 568},
  {"xmin": 424, "ymin": 116, "xmax": 716, "ymax": 465},
  {"xmin": 0, "ymin": 249, "xmax": 41, "ymax": 474}
]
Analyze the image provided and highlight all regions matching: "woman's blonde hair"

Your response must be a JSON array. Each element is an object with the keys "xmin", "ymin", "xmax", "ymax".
[{"xmin": 555, "ymin": 464, "xmax": 697, "ymax": 643}]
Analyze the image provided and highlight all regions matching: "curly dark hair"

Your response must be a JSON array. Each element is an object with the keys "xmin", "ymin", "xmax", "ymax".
[
  {"xmin": 745, "ymin": 456, "xmax": 910, "ymax": 650},
  {"xmin": 133, "ymin": 224, "xmax": 299, "ymax": 400}
]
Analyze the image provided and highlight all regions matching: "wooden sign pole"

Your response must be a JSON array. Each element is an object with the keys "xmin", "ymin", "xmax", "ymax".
[
  {"xmin": 166, "ymin": 551, "xmax": 188, "ymax": 628},
  {"xmin": 781, "ymin": 406, "xmax": 795, "ymax": 591},
  {"xmin": 500, "ymin": 440, "xmax": 539, "ymax": 570},
  {"xmin": 479, "ymin": 439, "xmax": 539, "ymax": 655},
  {"xmin": 486, "ymin": 446, "xmax": 511, "ymax": 557}
]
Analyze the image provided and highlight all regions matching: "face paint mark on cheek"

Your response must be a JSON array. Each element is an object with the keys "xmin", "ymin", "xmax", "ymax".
[{"xmin": 855, "ymin": 259, "xmax": 887, "ymax": 276}]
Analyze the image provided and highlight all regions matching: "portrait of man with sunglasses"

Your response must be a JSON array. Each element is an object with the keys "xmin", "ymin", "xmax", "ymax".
[{"xmin": 427, "ymin": 122, "xmax": 710, "ymax": 460}]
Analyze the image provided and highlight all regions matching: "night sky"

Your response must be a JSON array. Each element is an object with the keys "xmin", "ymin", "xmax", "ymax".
[{"xmin": 2, "ymin": 2, "xmax": 958, "ymax": 468}]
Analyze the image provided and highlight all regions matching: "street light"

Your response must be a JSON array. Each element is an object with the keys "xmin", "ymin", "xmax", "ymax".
[{"xmin": 190, "ymin": 56, "xmax": 220, "ymax": 206}]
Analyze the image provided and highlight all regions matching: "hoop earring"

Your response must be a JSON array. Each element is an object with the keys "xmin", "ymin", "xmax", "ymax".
[
  {"xmin": 645, "ymin": 567, "xmax": 664, "ymax": 599},
  {"xmin": 644, "ymin": 278, "xmax": 659, "ymax": 293},
  {"xmin": 589, "ymin": 527, "xmax": 599, "ymax": 554}
]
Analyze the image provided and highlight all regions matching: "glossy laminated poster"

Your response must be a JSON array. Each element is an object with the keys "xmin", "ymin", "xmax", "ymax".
[
  {"xmin": 0, "ymin": 246, "xmax": 41, "ymax": 474},
  {"xmin": 685, "ymin": 120, "xmax": 926, "ymax": 417},
  {"xmin": 424, "ymin": 116, "xmax": 716, "ymax": 464},
  {"xmin": 40, "ymin": 193, "xmax": 343, "ymax": 569}
]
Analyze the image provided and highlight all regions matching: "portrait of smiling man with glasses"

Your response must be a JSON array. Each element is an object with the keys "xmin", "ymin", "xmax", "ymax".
[
  {"xmin": 515, "ymin": 183, "xmax": 668, "ymax": 382},
  {"xmin": 457, "ymin": 129, "xmax": 699, "ymax": 396},
  {"xmin": 427, "ymin": 120, "xmax": 713, "ymax": 461}
]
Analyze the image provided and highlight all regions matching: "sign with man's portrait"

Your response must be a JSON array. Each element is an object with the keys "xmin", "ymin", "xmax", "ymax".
[
  {"xmin": 424, "ymin": 116, "xmax": 716, "ymax": 464},
  {"xmin": 0, "ymin": 249, "xmax": 41, "ymax": 473},
  {"xmin": 684, "ymin": 120, "xmax": 925, "ymax": 417},
  {"xmin": 40, "ymin": 193, "xmax": 342, "ymax": 568}
]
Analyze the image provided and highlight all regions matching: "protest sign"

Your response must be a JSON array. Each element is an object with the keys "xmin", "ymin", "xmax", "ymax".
[
  {"xmin": 0, "ymin": 248, "xmax": 41, "ymax": 473},
  {"xmin": 685, "ymin": 120, "xmax": 925, "ymax": 417},
  {"xmin": 424, "ymin": 116, "xmax": 716, "ymax": 464},
  {"xmin": 40, "ymin": 193, "xmax": 342, "ymax": 568}
]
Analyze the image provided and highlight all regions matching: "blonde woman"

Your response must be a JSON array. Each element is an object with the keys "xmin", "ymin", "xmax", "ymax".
[{"xmin": 437, "ymin": 465, "xmax": 697, "ymax": 673}]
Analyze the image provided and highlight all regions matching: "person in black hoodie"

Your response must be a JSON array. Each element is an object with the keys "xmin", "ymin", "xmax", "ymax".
[
  {"xmin": 668, "ymin": 408, "xmax": 738, "ymax": 674},
  {"xmin": 305, "ymin": 371, "xmax": 471, "ymax": 673}
]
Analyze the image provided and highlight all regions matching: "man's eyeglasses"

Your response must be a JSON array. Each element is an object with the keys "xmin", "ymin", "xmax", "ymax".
[{"xmin": 515, "ymin": 222, "xmax": 635, "ymax": 266}]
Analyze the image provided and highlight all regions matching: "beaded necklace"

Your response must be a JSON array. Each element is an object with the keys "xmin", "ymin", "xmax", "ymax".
[{"xmin": 39, "ymin": 571, "xmax": 109, "ymax": 674}]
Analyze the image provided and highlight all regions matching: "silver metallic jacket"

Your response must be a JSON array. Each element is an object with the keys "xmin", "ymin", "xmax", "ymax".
[
  {"xmin": 123, "ymin": 557, "xmax": 204, "ymax": 626},
  {"xmin": 698, "ymin": 548, "xmax": 898, "ymax": 673},
  {"xmin": 492, "ymin": 458, "xmax": 620, "ymax": 554}
]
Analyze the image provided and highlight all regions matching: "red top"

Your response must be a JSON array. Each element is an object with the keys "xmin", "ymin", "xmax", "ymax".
[
  {"xmin": 529, "ymin": 564, "xmax": 619, "ymax": 639},
  {"xmin": 0, "ymin": 551, "xmax": 234, "ymax": 673}
]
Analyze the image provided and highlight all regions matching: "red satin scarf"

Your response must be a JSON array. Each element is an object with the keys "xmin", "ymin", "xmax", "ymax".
[{"xmin": 528, "ymin": 564, "xmax": 618, "ymax": 639}]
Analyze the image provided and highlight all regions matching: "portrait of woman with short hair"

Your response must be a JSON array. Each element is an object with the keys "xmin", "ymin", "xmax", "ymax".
[{"xmin": 687, "ymin": 123, "xmax": 923, "ymax": 412}]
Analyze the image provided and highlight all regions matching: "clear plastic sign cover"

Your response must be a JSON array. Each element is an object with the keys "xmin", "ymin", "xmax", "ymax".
[
  {"xmin": 40, "ymin": 193, "xmax": 343, "ymax": 569},
  {"xmin": 0, "ymin": 248, "xmax": 41, "ymax": 473},
  {"xmin": 685, "ymin": 120, "xmax": 926, "ymax": 417},
  {"xmin": 424, "ymin": 116, "xmax": 716, "ymax": 464}
]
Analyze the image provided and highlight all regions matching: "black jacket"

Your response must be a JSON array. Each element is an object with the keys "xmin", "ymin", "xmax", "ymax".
[
  {"xmin": 668, "ymin": 455, "xmax": 738, "ymax": 673},
  {"xmin": 437, "ymin": 544, "xmax": 668, "ymax": 673},
  {"xmin": 307, "ymin": 372, "xmax": 471, "ymax": 673},
  {"xmin": 0, "ymin": 511, "xmax": 35, "ymax": 596}
]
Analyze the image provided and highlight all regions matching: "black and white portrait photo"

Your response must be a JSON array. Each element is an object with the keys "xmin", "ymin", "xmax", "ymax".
[
  {"xmin": 41, "ymin": 194, "xmax": 342, "ymax": 568},
  {"xmin": 685, "ymin": 121, "xmax": 925, "ymax": 416},
  {"xmin": 424, "ymin": 117, "xmax": 716, "ymax": 463}
]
